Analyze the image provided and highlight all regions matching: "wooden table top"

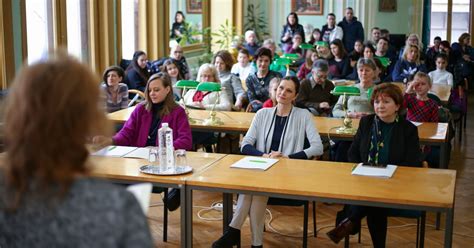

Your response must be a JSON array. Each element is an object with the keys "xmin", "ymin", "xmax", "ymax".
[
  {"xmin": 109, "ymin": 107, "xmax": 448, "ymax": 143},
  {"xmin": 187, "ymin": 154, "xmax": 456, "ymax": 209},
  {"xmin": 89, "ymin": 152, "xmax": 226, "ymax": 185}
]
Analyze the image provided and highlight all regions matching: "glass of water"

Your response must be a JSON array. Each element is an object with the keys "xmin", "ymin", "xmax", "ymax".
[
  {"xmin": 148, "ymin": 147, "xmax": 159, "ymax": 166},
  {"xmin": 175, "ymin": 149, "xmax": 187, "ymax": 169}
]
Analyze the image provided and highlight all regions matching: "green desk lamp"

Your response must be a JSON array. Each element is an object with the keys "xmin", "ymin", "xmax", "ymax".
[
  {"xmin": 275, "ymin": 57, "xmax": 292, "ymax": 76},
  {"xmin": 195, "ymin": 82, "xmax": 224, "ymax": 126},
  {"xmin": 331, "ymin": 86, "xmax": 361, "ymax": 134},
  {"xmin": 299, "ymin": 43, "xmax": 314, "ymax": 50},
  {"xmin": 175, "ymin": 80, "xmax": 199, "ymax": 124}
]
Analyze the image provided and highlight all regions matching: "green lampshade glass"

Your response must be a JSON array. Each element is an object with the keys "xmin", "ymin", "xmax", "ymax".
[
  {"xmin": 282, "ymin": 53, "xmax": 299, "ymax": 60},
  {"xmin": 315, "ymin": 41, "xmax": 329, "ymax": 47},
  {"xmin": 367, "ymin": 87, "xmax": 374, "ymax": 100},
  {"xmin": 331, "ymin": 86, "xmax": 361, "ymax": 96},
  {"xmin": 275, "ymin": 57, "xmax": 292, "ymax": 66},
  {"xmin": 196, "ymin": 82, "xmax": 221, "ymax": 92},
  {"xmin": 175, "ymin": 80, "xmax": 199, "ymax": 89},
  {"xmin": 299, "ymin": 43, "xmax": 313, "ymax": 50}
]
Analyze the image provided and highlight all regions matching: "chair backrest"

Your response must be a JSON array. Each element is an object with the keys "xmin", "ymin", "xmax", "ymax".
[
  {"xmin": 427, "ymin": 93, "xmax": 442, "ymax": 106},
  {"xmin": 128, "ymin": 89, "xmax": 146, "ymax": 107}
]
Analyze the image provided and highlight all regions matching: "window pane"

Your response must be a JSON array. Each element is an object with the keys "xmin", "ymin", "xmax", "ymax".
[
  {"xmin": 66, "ymin": 0, "xmax": 89, "ymax": 61},
  {"xmin": 451, "ymin": 0, "xmax": 470, "ymax": 42},
  {"xmin": 25, "ymin": 0, "xmax": 53, "ymax": 64},
  {"xmin": 430, "ymin": 0, "xmax": 448, "ymax": 43},
  {"xmin": 121, "ymin": 0, "xmax": 139, "ymax": 60}
]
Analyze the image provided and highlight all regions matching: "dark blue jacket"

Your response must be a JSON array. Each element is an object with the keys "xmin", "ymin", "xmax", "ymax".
[{"xmin": 338, "ymin": 17, "xmax": 364, "ymax": 52}]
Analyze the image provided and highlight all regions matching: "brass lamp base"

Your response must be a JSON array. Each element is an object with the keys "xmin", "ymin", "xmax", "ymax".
[
  {"xmin": 335, "ymin": 116, "xmax": 357, "ymax": 134},
  {"xmin": 202, "ymin": 111, "xmax": 224, "ymax": 126},
  {"xmin": 335, "ymin": 126, "xmax": 357, "ymax": 134}
]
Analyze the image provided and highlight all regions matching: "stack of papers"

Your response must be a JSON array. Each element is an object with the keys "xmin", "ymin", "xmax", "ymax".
[
  {"xmin": 230, "ymin": 157, "xmax": 279, "ymax": 171},
  {"xmin": 351, "ymin": 163, "xmax": 398, "ymax": 178},
  {"xmin": 92, "ymin": 146, "xmax": 137, "ymax": 157}
]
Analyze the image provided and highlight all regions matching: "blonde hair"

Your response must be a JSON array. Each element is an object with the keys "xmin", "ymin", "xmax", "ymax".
[
  {"xmin": 414, "ymin": 71, "xmax": 432, "ymax": 87},
  {"xmin": 196, "ymin": 63, "xmax": 220, "ymax": 83},
  {"xmin": 3, "ymin": 52, "xmax": 111, "ymax": 210},
  {"xmin": 402, "ymin": 44, "xmax": 421, "ymax": 65}
]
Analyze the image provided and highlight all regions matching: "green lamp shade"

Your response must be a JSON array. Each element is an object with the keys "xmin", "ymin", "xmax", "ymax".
[
  {"xmin": 196, "ymin": 82, "xmax": 221, "ymax": 92},
  {"xmin": 299, "ymin": 43, "xmax": 313, "ymax": 50},
  {"xmin": 367, "ymin": 87, "xmax": 374, "ymax": 100},
  {"xmin": 331, "ymin": 86, "xmax": 361, "ymax": 96},
  {"xmin": 282, "ymin": 53, "xmax": 299, "ymax": 60},
  {"xmin": 175, "ymin": 80, "xmax": 199, "ymax": 89},
  {"xmin": 275, "ymin": 57, "xmax": 292, "ymax": 66},
  {"xmin": 315, "ymin": 41, "xmax": 329, "ymax": 47}
]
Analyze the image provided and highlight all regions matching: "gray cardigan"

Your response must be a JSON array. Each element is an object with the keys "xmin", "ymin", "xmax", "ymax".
[
  {"xmin": 241, "ymin": 106, "xmax": 324, "ymax": 158},
  {"xmin": 219, "ymin": 71, "xmax": 245, "ymax": 103}
]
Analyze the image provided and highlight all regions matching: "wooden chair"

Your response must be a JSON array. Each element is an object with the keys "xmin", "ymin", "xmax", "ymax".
[{"xmin": 128, "ymin": 89, "xmax": 146, "ymax": 107}]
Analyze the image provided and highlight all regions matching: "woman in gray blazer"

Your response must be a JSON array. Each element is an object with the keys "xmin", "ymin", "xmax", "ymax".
[{"xmin": 212, "ymin": 76, "xmax": 324, "ymax": 248}]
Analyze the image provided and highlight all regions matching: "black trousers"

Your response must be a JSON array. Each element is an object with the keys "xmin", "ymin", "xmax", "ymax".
[{"xmin": 348, "ymin": 205, "xmax": 388, "ymax": 248}]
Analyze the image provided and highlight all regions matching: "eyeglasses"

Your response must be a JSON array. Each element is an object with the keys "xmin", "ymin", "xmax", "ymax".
[{"xmin": 174, "ymin": 51, "xmax": 183, "ymax": 54}]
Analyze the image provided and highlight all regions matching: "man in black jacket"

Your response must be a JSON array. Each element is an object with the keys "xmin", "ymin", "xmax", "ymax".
[{"xmin": 338, "ymin": 7, "xmax": 365, "ymax": 53}]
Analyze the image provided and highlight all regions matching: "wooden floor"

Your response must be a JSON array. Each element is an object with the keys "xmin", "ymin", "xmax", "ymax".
[{"xmin": 147, "ymin": 104, "xmax": 474, "ymax": 248}]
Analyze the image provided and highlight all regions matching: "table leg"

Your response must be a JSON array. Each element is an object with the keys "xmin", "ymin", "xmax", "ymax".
[
  {"xmin": 440, "ymin": 142, "xmax": 448, "ymax": 169},
  {"xmin": 183, "ymin": 186, "xmax": 193, "ymax": 248},
  {"xmin": 444, "ymin": 208, "xmax": 454, "ymax": 248},
  {"xmin": 223, "ymin": 193, "xmax": 233, "ymax": 231},
  {"xmin": 436, "ymin": 212, "xmax": 441, "ymax": 230}
]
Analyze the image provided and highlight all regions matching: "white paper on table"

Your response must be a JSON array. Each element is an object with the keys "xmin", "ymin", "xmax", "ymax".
[
  {"xmin": 127, "ymin": 183, "xmax": 152, "ymax": 214},
  {"xmin": 410, "ymin": 121, "xmax": 423, "ymax": 126},
  {"xmin": 123, "ymin": 147, "xmax": 151, "ymax": 160},
  {"xmin": 351, "ymin": 163, "xmax": 398, "ymax": 178},
  {"xmin": 230, "ymin": 156, "xmax": 279, "ymax": 171},
  {"xmin": 92, "ymin": 146, "xmax": 137, "ymax": 157}
]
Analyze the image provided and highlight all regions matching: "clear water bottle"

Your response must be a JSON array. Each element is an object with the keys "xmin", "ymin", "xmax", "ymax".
[{"xmin": 158, "ymin": 123, "xmax": 175, "ymax": 172}]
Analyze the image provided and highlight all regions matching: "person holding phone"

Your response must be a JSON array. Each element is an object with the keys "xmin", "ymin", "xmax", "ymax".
[{"xmin": 327, "ymin": 83, "xmax": 422, "ymax": 247}]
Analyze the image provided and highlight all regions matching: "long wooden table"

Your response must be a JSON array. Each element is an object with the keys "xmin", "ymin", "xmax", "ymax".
[
  {"xmin": 185, "ymin": 154, "xmax": 457, "ymax": 248},
  {"xmin": 89, "ymin": 152, "xmax": 226, "ymax": 247},
  {"xmin": 108, "ymin": 107, "xmax": 450, "ymax": 169}
]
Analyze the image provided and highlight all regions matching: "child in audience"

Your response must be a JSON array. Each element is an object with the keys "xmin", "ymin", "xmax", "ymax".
[
  {"xmin": 284, "ymin": 33, "xmax": 304, "ymax": 58},
  {"xmin": 404, "ymin": 72, "xmax": 439, "ymax": 122},
  {"xmin": 297, "ymin": 48, "xmax": 318, "ymax": 80},
  {"xmin": 404, "ymin": 72, "xmax": 439, "ymax": 167},
  {"xmin": 231, "ymin": 48, "xmax": 256, "ymax": 82},
  {"xmin": 428, "ymin": 53, "xmax": 453, "ymax": 88},
  {"xmin": 161, "ymin": 59, "xmax": 184, "ymax": 100},
  {"xmin": 262, "ymin": 77, "xmax": 280, "ymax": 108}
]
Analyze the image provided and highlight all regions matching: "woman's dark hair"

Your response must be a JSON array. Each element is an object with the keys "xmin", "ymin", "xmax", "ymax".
[
  {"xmin": 160, "ymin": 59, "xmax": 184, "ymax": 80},
  {"xmin": 286, "ymin": 12, "xmax": 299, "ymax": 26},
  {"xmin": 281, "ymin": 75, "xmax": 300, "ymax": 95},
  {"xmin": 102, "ymin": 66, "xmax": 124, "ymax": 86},
  {"xmin": 363, "ymin": 42, "xmax": 376, "ymax": 54},
  {"xmin": 370, "ymin": 83, "xmax": 405, "ymax": 113},
  {"xmin": 330, "ymin": 39, "xmax": 347, "ymax": 58},
  {"xmin": 458, "ymin": 33, "xmax": 470, "ymax": 44},
  {"xmin": 126, "ymin": 50, "xmax": 150, "ymax": 83},
  {"xmin": 143, "ymin": 72, "xmax": 178, "ymax": 116},
  {"xmin": 308, "ymin": 28, "xmax": 321, "ymax": 44},
  {"xmin": 175, "ymin": 11, "xmax": 185, "ymax": 23},
  {"xmin": 254, "ymin": 47, "xmax": 273, "ymax": 62},
  {"xmin": 212, "ymin": 50, "xmax": 235, "ymax": 72}
]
